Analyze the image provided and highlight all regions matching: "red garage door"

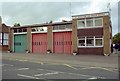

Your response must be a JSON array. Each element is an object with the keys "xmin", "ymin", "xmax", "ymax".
[
  {"xmin": 53, "ymin": 31, "xmax": 72, "ymax": 54},
  {"xmin": 32, "ymin": 33, "xmax": 47, "ymax": 54}
]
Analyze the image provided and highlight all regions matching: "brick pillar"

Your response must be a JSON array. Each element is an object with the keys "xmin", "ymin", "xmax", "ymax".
[
  {"xmin": 8, "ymin": 28, "xmax": 14, "ymax": 52},
  {"xmin": 47, "ymin": 25, "xmax": 52, "ymax": 53},
  {"xmin": 27, "ymin": 27, "xmax": 32, "ymax": 52},
  {"xmin": 72, "ymin": 19, "xmax": 77, "ymax": 53},
  {"xmin": 103, "ymin": 16, "xmax": 111, "ymax": 55}
]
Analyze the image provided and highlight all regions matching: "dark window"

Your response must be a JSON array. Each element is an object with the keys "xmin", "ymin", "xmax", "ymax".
[
  {"xmin": 32, "ymin": 28, "xmax": 36, "ymax": 32},
  {"xmin": 18, "ymin": 29, "xmax": 22, "ymax": 32},
  {"xmin": 14, "ymin": 29, "xmax": 17, "ymax": 33},
  {"xmin": 23, "ymin": 28, "xmax": 27, "ymax": 32},
  {"xmin": 14, "ymin": 42, "xmax": 21, "ymax": 46}
]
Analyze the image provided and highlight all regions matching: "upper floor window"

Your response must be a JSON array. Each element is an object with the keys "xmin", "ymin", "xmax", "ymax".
[
  {"xmin": 53, "ymin": 24, "xmax": 72, "ymax": 30},
  {"xmin": 77, "ymin": 20, "xmax": 85, "ymax": 28},
  {"xmin": 14, "ymin": 28, "xmax": 27, "ymax": 33},
  {"xmin": 32, "ymin": 27, "xmax": 47, "ymax": 32},
  {"xmin": 95, "ymin": 18, "xmax": 103, "ymax": 27},
  {"xmin": 77, "ymin": 18, "xmax": 103, "ymax": 28},
  {"xmin": 86, "ymin": 19, "xmax": 93, "ymax": 27}
]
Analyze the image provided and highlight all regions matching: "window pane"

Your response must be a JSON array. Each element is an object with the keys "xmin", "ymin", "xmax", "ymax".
[
  {"xmin": 18, "ymin": 29, "xmax": 22, "ymax": 32},
  {"xmin": 59, "ymin": 25, "xmax": 65, "ymax": 29},
  {"xmin": 86, "ymin": 19, "xmax": 93, "ymax": 27},
  {"xmin": 77, "ymin": 20, "xmax": 85, "ymax": 28},
  {"xmin": 32, "ymin": 28, "xmax": 36, "ymax": 32},
  {"xmin": 14, "ymin": 29, "xmax": 17, "ymax": 33},
  {"xmin": 66, "ymin": 24, "xmax": 72, "ymax": 29},
  {"xmin": 53, "ymin": 26, "xmax": 59, "ymax": 30},
  {"xmin": 86, "ymin": 37, "xmax": 94, "ymax": 46},
  {"xmin": 95, "ymin": 39, "xmax": 102, "ymax": 46},
  {"xmin": 4, "ymin": 33, "xmax": 8, "ymax": 39},
  {"xmin": 95, "ymin": 18, "xmax": 102, "ymax": 26},
  {"xmin": 78, "ymin": 40, "xmax": 85, "ymax": 46},
  {"xmin": 0, "ymin": 39, "xmax": 2, "ymax": 45},
  {"xmin": 0, "ymin": 33, "xmax": 2, "ymax": 39},
  {"xmin": 3, "ymin": 39, "xmax": 8, "ymax": 45},
  {"xmin": 23, "ymin": 28, "xmax": 27, "ymax": 32}
]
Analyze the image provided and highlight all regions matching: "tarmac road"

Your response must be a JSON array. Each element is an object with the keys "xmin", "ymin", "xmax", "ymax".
[
  {"xmin": 2, "ymin": 59, "xmax": 119, "ymax": 80},
  {"xmin": 1, "ymin": 52, "xmax": 119, "ymax": 80}
]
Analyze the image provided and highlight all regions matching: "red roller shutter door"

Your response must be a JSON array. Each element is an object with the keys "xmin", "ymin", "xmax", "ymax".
[
  {"xmin": 64, "ymin": 32, "xmax": 72, "ymax": 54},
  {"xmin": 32, "ymin": 33, "xmax": 47, "ymax": 54},
  {"xmin": 53, "ymin": 32, "xmax": 72, "ymax": 54},
  {"xmin": 53, "ymin": 32, "xmax": 63, "ymax": 53}
]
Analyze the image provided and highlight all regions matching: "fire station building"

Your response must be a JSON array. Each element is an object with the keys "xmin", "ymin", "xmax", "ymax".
[{"xmin": 8, "ymin": 12, "xmax": 112, "ymax": 55}]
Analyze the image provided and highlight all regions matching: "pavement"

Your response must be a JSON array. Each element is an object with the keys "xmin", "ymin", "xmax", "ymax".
[{"xmin": 2, "ymin": 52, "xmax": 119, "ymax": 69}]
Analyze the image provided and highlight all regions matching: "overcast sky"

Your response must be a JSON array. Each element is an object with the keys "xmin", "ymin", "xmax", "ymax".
[{"xmin": 0, "ymin": 0, "xmax": 119, "ymax": 36}]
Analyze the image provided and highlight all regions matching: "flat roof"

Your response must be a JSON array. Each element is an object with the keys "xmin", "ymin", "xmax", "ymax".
[
  {"xmin": 11, "ymin": 21, "xmax": 72, "ymax": 29},
  {"xmin": 72, "ymin": 12, "xmax": 109, "ymax": 19}
]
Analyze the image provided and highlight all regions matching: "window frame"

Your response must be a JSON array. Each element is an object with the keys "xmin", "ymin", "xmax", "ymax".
[
  {"xmin": 78, "ymin": 36, "xmax": 103, "ymax": 48},
  {"xmin": 78, "ymin": 37, "xmax": 86, "ymax": 47},
  {"xmin": 94, "ymin": 18, "xmax": 103, "ymax": 27},
  {"xmin": 0, "ymin": 32, "xmax": 2, "ymax": 45},
  {"xmin": 86, "ymin": 19, "xmax": 93, "ymax": 28},
  {"xmin": 77, "ymin": 18, "xmax": 103, "ymax": 29},
  {"xmin": 77, "ymin": 20, "xmax": 85, "ymax": 28},
  {"xmin": 95, "ymin": 37, "xmax": 103, "ymax": 47},
  {"xmin": 3, "ymin": 33, "xmax": 9, "ymax": 45}
]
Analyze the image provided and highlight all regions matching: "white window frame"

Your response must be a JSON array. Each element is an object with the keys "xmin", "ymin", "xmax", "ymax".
[
  {"xmin": 95, "ymin": 37, "xmax": 103, "ymax": 47},
  {"xmin": 94, "ymin": 18, "xmax": 103, "ymax": 27},
  {"xmin": 77, "ymin": 20, "xmax": 85, "ymax": 28},
  {"xmin": 78, "ymin": 37, "xmax": 86, "ymax": 47},
  {"xmin": 52, "ymin": 25, "xmax": 72, "ymax": 32},
  {"xmin": 3, "ymin": 33, "xmax": 9, "ymax": 45},
  {"xmin": 77, "ymin": 17, "xmax": 103, "ymax": 29},
  {"xmin": 86, "ymin": 19, "xmax": 93, "ymax": 28},
  {"xmin": 78, "ymin": 36, "xmax": 103, "ymax": 48},
  {"xmin": 0, "ymin": 33, "xmax": 2, "ymax": 45}
]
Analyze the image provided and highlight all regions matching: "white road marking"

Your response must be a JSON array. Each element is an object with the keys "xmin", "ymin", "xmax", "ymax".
[
  {"xmin": 37, "ymin": 68, "xmax": 63, "ymax": 73},
  {"xmin": 64, "ymin": 64, "xmax": 78, "ymax": 70},
  {"xmin": 81, "ymin": 67, "xmax": 116, "ymax": 72},
  {"xmin": 34, "ymin": 72, "xmax": 59, "ymax": 76},
  {"xmin": 37, "ymin": 68, "xmax": 100, "ymax": 78},
  {"xmin": 88, "ymin": 77, "xmax": 105, "ymax": 79},
  {"xmin": 88, "ymin": 77, "xmax": 98, "ymax": 79},
  {"xmin": 16, "ymin": 68, "xmax": 29, "ymax": 70},
  {"xmin": 17, "ymin": 74, "xmax": 39, "ymax": 79}
]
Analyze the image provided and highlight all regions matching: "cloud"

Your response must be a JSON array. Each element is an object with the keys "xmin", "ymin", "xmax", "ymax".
[{"xmin": 1, "ymin": 0, "xmax": 119, "ymax": 36}]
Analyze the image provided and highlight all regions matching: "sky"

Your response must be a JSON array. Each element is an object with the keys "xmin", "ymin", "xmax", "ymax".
[{"xmin": 0, "ymin": 0, "xmax": 119, "ymax": 36}]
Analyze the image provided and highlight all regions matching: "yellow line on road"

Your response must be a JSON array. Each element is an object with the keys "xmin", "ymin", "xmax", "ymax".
[{"xmin": 64, "ymin": 64, "xmax": 78, "ymax": 70}]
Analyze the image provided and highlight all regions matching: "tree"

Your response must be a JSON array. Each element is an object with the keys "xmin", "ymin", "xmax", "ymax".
[
  {"xmin": 14, "ymin": 23, "xmax": 20, "ymax": 27},
  {"xmin": 112, "ymin": 33, "xmax": 120, "ymax": 44}
]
